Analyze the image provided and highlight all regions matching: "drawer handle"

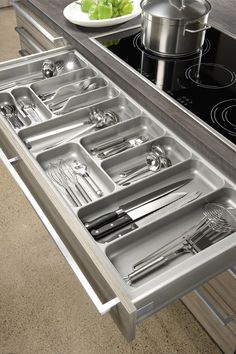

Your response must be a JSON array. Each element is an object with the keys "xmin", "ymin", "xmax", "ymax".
[
  {"xmin": 0, "ymin": 148, "xmax": 120, "ymax": 315},
  {"xmin": 228, "ymin": 267, "xmax": 236, "ymax": 279},
  {"xmin": 194, "ymin": 289, "xmax": 234, "ymax": 325},
  {"xmin": 15, "ymin": 26, "xmax": 44, "ymax": 53},
  {"xmin": 13, "ymin": 2, "xmax": 66, "ymax": 46}
]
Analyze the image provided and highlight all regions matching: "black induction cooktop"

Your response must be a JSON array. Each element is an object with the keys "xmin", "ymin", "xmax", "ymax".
[{"xmin": 94, "ymin": 27, "xmax": 236, "ymax": 145}]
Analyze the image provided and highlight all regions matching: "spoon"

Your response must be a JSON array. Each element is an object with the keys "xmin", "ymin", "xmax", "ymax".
[
  {"xmin": 97, "ymin": 135, "xmax": 149, "ymax": 159},
  {"xmin": 116, "ymin": 153, "xmax": 161, "ymax": 185},
  {"xmin": 43, "ymin": 109, "xmax": 120, "ymax": 151},
  {"xmin": 0, "ymin": 60, "xmax": 57, "ymax": 92},
  {"xmin": 72, "ymin": 161, "xmax": 103, "ymax": 197},
  {"xmin": 152, "ymin": 144, "xmax": 172, "ymax": 168},
  {"xmin": 41, "ymin": 59, "xmax": 57, "ymax": 78}
]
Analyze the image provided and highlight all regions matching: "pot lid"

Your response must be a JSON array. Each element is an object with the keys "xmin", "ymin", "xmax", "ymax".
[{"xmin": 141, "ymin": 0, "xmax": 211, "ymax": 20}]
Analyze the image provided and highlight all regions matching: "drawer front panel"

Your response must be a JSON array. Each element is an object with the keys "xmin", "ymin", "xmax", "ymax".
[
  {"xmin": 182, "ymin": 290, "xmax": 236, "ymax": 354},
  {"xmin": 14, "ymin": 2, "xmax": 66, "ymax": 50},
  {"xmin": 208, "ymin": 271, "xmax": 236, "ymax": 314}
]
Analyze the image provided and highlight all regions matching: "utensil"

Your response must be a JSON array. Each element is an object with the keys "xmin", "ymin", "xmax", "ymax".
[
  {"xmin": 72, "ymin": 161, "xmax": 103, "ymax": 197},
  {"xmin": 58, "ymin": 160, "xmax": 92, "ymax": 203},
  {"xmin": 90, "ymin": 136, "xmax": 133, "ymax": 154},
  {"xmin": 41, "ymin": 59, "xmax": 57, "ymax": 78},
  {"xmin": 116, "ymin": 153, "xmax": 161, "ymax": 185},
  {"xmin": 43, "ymin": 108, "xmax": 120, "ymax": 151},
  {"xmin": 0, "ymin": 104, "xmax": 24, "ymax": 129},
  {"xmin": 119, "ymin": 145, "xmax": 169, "ymax": 179},
  {"xmin": 84, "ymin": 178, "xmax": 192, "ymax": 231},
  {"xmin": 48, "ymin": 81, "xmax": 97, "ymax": 112},
  {"xmin": 124, "ymin": 203, "xmax": 236, "ymax": 285},
  {"xmin": 97, "ymin": 135, "xmax": 149, "ymax": 159},
  {"xmin": 39, "ymin": 79, "xmax": 96, "ymax": 102},
  {"xmin": 18, "ymin": 98, "xmax": 42, "ymax": 123},
  {"xmin": 140, "ymin": 0, "xmax": 211, "ymax": 57},
  {"xmin": 109, "ymin": 191, "xmax": 202, "ymax": 240},
  {"xmin": 90, "ymin": 192, "xmax": 187, "ymax": 239},
  {"xmin": 46, "ymin": 163, "xmax": 82, "ymax": 207},
  {"xmin": 0, "ymin": 59, "xmax": 57, "ymax": 92}
]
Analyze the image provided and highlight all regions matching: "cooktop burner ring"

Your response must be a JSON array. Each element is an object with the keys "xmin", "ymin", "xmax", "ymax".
[
  {"xmin": 210, "ymin": 99, "xmax": 236, "ymax": 138},
  {"xmin": 185, "ymin": 63, "xmax": 236, "ymax": 89},
  {"xmin": 133, "ymin": 33, "xmax": 211, "ymax": 62}
]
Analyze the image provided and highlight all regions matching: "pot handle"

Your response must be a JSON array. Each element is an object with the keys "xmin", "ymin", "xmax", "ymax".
[{"xmin": 184, "ymin": 23, "xmax": 211, "ymax": 34}]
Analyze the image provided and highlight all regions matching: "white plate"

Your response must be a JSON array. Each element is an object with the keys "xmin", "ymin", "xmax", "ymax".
[{"xmin": 63, "ymin": 1, "xmax": 141, "ymax": 28}]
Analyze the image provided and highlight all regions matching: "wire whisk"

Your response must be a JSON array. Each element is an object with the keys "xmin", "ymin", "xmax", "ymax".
[{"xmin": 46, "ymin": 162, "xmax": 82, "ymax": 207}]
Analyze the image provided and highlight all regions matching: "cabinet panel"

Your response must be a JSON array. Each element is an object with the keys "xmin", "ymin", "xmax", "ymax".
[{"xmin": 182, "ymin": 290, "xmax": 236, "ymax": 354}]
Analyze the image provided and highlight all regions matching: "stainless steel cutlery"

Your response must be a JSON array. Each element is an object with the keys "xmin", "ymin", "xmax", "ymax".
[
  {"xmin": 0, "ymin": 104, "xmax": 24, "ymax": 129},
  {"xmin": 124, "ymin": 203, "xmax": 236, "ymax": 285},
  {"xmin": 46, "ymin": 158, "xmax": 103, "ymax": 206},
  {"xmin": 41, "ymin": 108, "xmax": 120, "ymax": 151},
  {"xmin": 115, "ymin": 144, "xmax": 172, "ymax": 186},
  {"xmin": 18, "ymin": 98, "xmax": 42, "ymax": 123},
  {"xmin": 95, "ymin": 135, "xmax": 149, "ymax": 159}
]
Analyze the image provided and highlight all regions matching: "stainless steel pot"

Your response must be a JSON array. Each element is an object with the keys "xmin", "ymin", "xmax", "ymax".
[{"xmin": 140, "ymin": 0, "xmax": 211, "ymax": 57}]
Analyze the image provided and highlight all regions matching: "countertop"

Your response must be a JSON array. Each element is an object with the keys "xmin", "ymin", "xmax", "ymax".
[{"xmin": 19, "ymin": 0, "xmax": 236, "ymax": 180}]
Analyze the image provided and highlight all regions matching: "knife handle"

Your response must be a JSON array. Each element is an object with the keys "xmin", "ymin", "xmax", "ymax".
[
  {"xmin": 84, "ymin": 211, "xmax": 122, "ymax": 231},
  {"xmin": 91, "ymin": 214, "xmax": 133, "ymax": 240}
]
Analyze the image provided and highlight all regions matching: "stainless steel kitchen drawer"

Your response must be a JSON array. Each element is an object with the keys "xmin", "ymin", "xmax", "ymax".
[
  {"xmin": 13, "ymin": 1, "xmax": 67, "ymax": 53},
  {"xmin": 0, "ymin": 47, "xmax": 236, "ymax": 341}
]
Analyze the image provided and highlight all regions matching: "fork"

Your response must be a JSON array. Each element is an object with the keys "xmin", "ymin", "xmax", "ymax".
[{"xmin": 123, "ymin": 203, "xmax": 236, "ymax": 285}]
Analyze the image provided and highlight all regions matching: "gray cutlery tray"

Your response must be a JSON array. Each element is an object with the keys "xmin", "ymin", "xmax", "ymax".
[
  {"xmin": 18, "ymin": 96, "xmax": 142, "ymax": 153},
  {"xmin": 101, "ymin": 136, "xmax": 191, "ymax": 183},
  {"xmin": 80, "ymin": 114, "xmax": 165, "ymax": 159},
  {"xmin": 2, "ymin": 48, "xmax": 235, "ymax": 298},
  {"xmin": 45, "ymin": 77, "xmax": 109, "ymax": 111},
  {"xmin": 105, "ymin": 187, "xmax": 236, "ymax": 289},
  {"xmin": 37, "ymin": 142, "xmax": 115, "ymax": 204},
  {"xmin": 78, "ymin": 158, "xmax": 225, "ymax": 238},
  {"xmin": 0, "ymin": 91, "xmax": 31, "ymax": 127},
  {"xmin": 31, "ymin": 67, "xmax": 98, "ymax": 98},
  {"xmin": 0, "ymin": 50, "xmax": 87, "ymax": 88},
  {"xmin": 12, "ymin": 87, "xmax": 52, "ymax": 123}
]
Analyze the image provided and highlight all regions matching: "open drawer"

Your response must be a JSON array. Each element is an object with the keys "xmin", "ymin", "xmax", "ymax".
[{"xmin": 0, "ymin": 47, "xmax": 236, "ymax": 341}]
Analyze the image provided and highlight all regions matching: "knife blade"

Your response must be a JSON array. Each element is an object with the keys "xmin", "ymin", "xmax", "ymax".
[
  {"xmin": 91, "ymin": 192, "xmax": 187, "ymax": 239},
  {"xmin": 84, "ymin": 178, "xmax": 192, "ymax": 231},
  {"xmin": 108, "ymin": 191, "xmax": 202, "ymax": 240}
]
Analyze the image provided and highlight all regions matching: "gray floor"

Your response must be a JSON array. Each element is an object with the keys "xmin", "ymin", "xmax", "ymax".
[{"xmin": 0, "ymin": 7, "xmax": 222, "ymax": 354}]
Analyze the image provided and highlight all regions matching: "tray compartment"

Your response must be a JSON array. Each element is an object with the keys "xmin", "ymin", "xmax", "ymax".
[
  {"xmin": 80, "ymin": 115, "xmax": 165, "ymax": 159},
  {"xmin": 50, "ymin": 86, "xmax": 120, "ymax": 116},
  {"xmin": 47, "ymin": 77, "xmax": 109, "ymax": 113},
  {"xmin": 0, "ymin": 91, "xmax": 31, "ymax": 128},
  {"xmin": 37, "ymin": 142, "xmax": 115, "ymax": 206},
  {"xmin": 18, "ymin": 96, "xmax": 139, "ymax": 153},
  {"xmin": 105, "ymin": 187, "xmax": 236, "ymax": 288},
  {"xmin": 78, "ymin": 159, "xmax": 225, "ymax": 243},
  {"xmin": 12, "ymin": 87, "xmax": 51, "ymax": 124},
  {"xmin": 0, "ymin": 50, "xmax": 87, "ymax": 89},
  {"xmin": 101, "ymin": 136, "xmax": 191, "ymax": 186},
  {"xmin": 31, "ymin": 68, "xmax": 98, "ymax": 99}
]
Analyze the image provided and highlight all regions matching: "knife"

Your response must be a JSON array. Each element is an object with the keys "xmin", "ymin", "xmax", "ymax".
[
  {"xmin": 90, "ymin": 192, "xmax": 187, "ymax": 239},
  {"xmin": 107, "ymin": 191, "xmax": 202, "ymax": 241},
  {"xmin": 84, "ymin": 178, "xmax": 192, "ymax": 231}
]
